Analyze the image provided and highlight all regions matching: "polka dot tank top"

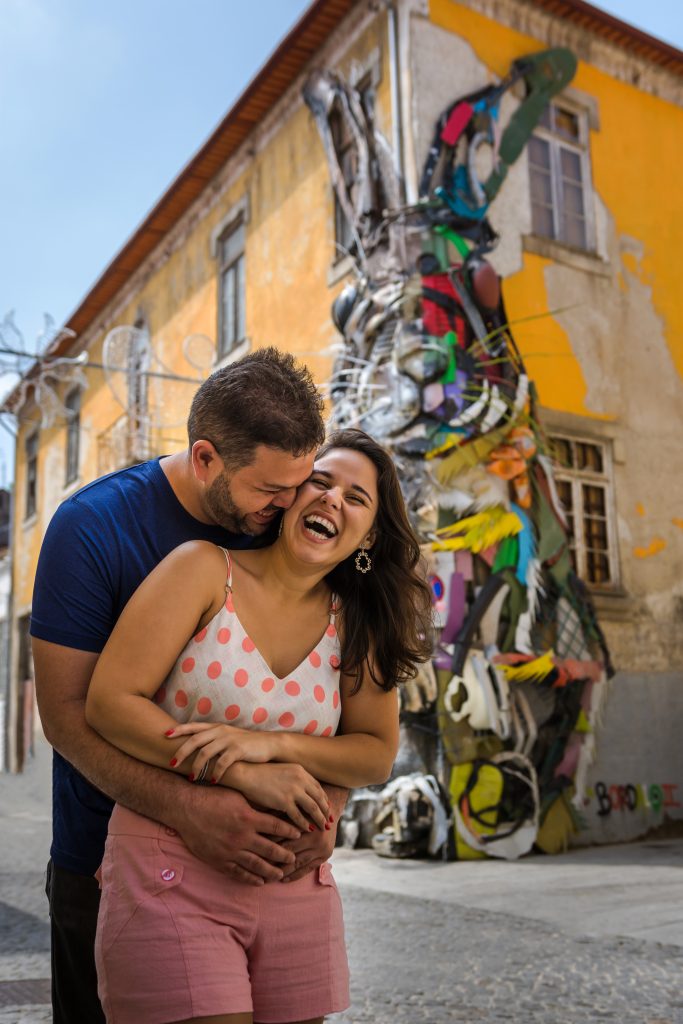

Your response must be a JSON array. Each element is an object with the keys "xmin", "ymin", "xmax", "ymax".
[{"xmin": 155, "ymin": 548, "xmax": 342, "ymax": 737}]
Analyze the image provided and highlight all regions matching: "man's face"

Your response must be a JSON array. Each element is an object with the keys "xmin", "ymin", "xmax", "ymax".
[{"xmin": 204, "ymin": 444, "xmax": 315, "ymax": 535}]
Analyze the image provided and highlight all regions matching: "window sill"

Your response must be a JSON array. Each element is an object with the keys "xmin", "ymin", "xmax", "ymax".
[
  {"xmin": 522, "ymin": 234, "xmax": 612, "ymax": 278},
  {"xmin": 22, "ymin": 513, "xmax": 38, "ymax": 532},
  {"xmin": 213, "ymin": 337, "xmax": 251, "ymax": 371},
  {"xmin": 327, "ymin": 254, "xmax": 356, "ymax": 288},
  {"xmin": 589, "ymin": 587, "xmax": 634, "ymax": 622}
]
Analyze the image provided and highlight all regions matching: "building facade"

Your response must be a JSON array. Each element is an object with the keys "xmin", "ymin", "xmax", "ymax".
[{"xmin": 4, "ymin": 0, "xmax": 682, "ymax": 843}]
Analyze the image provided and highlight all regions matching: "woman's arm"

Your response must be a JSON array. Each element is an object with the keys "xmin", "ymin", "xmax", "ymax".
[
  {"xmin": 85, "ymin": 543, "xmax": 330, "ymax": 830},
  {"xmin": 85, "ymin": 540, "xmax": 227, "ymax": 771},
  {"xmin": 170, "ymin": 663, "xmax": 400, "ymax": 789}
]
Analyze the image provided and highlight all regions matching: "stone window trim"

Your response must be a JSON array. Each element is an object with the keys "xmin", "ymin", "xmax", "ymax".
[{"xmin": 527, "ymin": 91, "xmax": 597, "ymax": 256}]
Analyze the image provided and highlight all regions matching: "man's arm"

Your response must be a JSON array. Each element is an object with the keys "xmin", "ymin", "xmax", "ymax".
[{"xmin": 33, "ymin": 639, "xmax": 299, "ymax": 884}]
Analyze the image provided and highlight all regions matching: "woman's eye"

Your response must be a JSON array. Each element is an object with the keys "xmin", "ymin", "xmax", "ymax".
[{"xmin": 310, "ymin": 478, "xmax": 327, "ymax": 488}]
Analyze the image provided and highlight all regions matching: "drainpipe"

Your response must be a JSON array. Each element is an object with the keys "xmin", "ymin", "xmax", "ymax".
[
  {"xmin": 387, "ymin": 3, "xmax": 405, "ymax": 200},
  {"xmin": 394, "ymin": 0, "xmax": 419, "ymax": 205}
]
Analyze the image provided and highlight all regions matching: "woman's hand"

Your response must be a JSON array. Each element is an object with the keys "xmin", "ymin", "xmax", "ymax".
[
  {"xmin": 236, "ymin": 763, "xmax": 332, "ymax": 832},
  {"xmin": 166, "ymin": 723, "xmax": 279, "ymax": 781}
]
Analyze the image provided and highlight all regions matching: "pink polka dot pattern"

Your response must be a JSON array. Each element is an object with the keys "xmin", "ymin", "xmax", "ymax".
[{"xmin": 162, "ymin": 579, "xmax": 342, "ymax": 739}]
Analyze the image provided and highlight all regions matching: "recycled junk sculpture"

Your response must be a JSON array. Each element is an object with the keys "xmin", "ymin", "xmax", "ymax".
[{"xmin": 304, "ymin": 49, "xmax": 614, "ymax": 860}]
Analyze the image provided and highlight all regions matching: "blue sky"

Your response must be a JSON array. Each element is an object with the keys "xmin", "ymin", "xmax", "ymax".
[{"xmin": 0, "ymin": 0, "xmax": 681, "ymax": 485}]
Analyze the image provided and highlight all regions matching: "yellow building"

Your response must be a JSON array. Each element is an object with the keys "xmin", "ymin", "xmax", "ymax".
[{"xmin": 4, "ymin": 0, "xmax": 683, "ymax": 844}]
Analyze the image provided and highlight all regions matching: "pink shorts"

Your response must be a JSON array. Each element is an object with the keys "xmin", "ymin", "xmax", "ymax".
[{"xmin": 95, "ymin": 805, "xmax": 350, "ymax": 1024}]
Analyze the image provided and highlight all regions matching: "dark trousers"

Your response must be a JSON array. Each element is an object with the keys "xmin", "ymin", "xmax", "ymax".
[{"xmin": 45, "ymin": 859, "xmax": 106, "ymax": 1024}]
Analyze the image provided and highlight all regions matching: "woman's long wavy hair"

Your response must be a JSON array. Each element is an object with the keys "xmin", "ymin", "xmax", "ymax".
[{"xmin": 319, "ymin": 429, "xmax": 434, "ymax": 693}]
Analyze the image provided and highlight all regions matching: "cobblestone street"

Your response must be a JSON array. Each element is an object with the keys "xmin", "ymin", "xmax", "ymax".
[{"xmin": 1, "ymin": 738, "xmax": 682, "ymax": 1023}]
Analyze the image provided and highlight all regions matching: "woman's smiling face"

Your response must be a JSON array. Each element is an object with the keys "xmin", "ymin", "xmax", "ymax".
[{"xmin": 281, "ymin": 447, "xmax": 378, "ymax": 566}]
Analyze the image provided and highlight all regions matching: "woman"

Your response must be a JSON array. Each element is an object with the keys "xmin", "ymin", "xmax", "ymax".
[{"xmin": 86, "ymin": 428, "xmax": 433, "ymax": 1024}]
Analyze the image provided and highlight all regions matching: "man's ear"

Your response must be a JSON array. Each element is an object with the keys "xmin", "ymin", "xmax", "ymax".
[{"xmin": 191, "ymin": 440, "xmax": 221, "ymax": 482}]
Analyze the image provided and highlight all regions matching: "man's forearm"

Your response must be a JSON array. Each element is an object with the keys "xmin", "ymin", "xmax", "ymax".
[{"xmin": 48, "ymin": 702, "xmax": 195, "ymax": 831}]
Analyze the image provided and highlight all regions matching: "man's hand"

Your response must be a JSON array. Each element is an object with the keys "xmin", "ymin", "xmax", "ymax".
[
  {"xmin": 175, "ymin": 785, "xmax": 301, "ymax": 885},
  {"xmin": 279, "ymin": 784, "xmax": 348, "ymax": 882}
]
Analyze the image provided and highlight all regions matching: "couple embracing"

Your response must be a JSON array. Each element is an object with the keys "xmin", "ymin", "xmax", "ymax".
[{"xmin": 32, "ymin": 346, "xmax": 432, "ymax": 1024}]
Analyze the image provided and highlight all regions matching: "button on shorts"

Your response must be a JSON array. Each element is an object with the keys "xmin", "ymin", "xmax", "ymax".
[{"xmin": 95, "ymin": 805, "xmax": 350, "ymax": 1023}]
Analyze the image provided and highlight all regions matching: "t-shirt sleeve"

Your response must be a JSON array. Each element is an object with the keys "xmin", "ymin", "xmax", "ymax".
[{"xmin": 30, "ymin": 497, "xmax": 118, "ymax": 653}]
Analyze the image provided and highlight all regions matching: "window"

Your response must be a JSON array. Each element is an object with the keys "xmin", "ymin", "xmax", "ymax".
[
  {"xmin": 217, "ymin": 219, "xmax": 246, "ymax": 358},
  {"xmin": 25, "ymin": 432, "xmax": 38, "ymax": 520},
  {"xmin": 64, "ymin": 387, "xmax": 81, "ymax": 486},
  {"xmin": 330, "ymin": 78, "xmax": 374, "ymax": 259},
  {"xmin": 551, "ymin": 435, "xmax": 618, "ymax": 587},
  {"xmin": 528, "ymin": 101, "xmax": 593, "ymax": 251}
]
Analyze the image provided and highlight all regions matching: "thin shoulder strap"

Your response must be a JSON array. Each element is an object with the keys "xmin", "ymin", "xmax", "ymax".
[
  {"xmin": 329, "ymin": 594, "xmax": 339, "ymax": 625},
  {"xmin": 218, "ymin": 547, "xmax": 233, "ymax": 593}
]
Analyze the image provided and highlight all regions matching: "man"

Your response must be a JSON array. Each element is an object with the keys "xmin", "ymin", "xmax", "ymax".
[{"xmin": 31, "ymin": 347, "xmax": 347, "ymax": 1024}]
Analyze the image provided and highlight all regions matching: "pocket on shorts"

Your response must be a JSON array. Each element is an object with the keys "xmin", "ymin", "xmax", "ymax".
[
  {"xmin": 98, "ymin": 835, "xmax": 185, "ymax": 955},
  {"xmin": 316, "ymin": 862, "xmax": 338, "ymax": 889}
]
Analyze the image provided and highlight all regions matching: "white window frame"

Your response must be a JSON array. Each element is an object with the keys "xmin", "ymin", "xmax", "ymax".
[
  {"xmin": 551, "ymin": 433, "xmax": 619, "ymax": 590},
  {"xmin": 528, "ymin": 97, "xmax": 596, "ymax": 253}
]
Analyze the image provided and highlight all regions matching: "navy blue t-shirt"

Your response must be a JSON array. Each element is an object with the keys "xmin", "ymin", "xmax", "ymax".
[{"xmin": 31, "ymin": 458, "xmax": 254, "ymax": 876}]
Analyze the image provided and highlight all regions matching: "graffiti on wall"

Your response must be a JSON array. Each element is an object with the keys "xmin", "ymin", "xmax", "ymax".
[
  {"xmin": 305, "ymin": 48, "xmax": 614, "ymax": 859},
  {"xmin": 588, "ymin": 781, "xmax": 680, "ymax": 817}
]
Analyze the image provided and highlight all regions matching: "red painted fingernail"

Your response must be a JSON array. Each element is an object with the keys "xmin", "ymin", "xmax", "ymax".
[
  {"xmin": 325, "ymin": 823, "xmax": 331, "ymax": 831},
  {"xmin": 210, "ymin": 778, "xmax": 218, "ymax": 785},
  {"xmin": 188, "ymin": 773, "xmax": 195, "ymax": 782},
  {"xmin": 164, "ymin": 729, "xmax": 175, "ymax": 736},
  {"xmin": 329, "ymin": 814, "xmax": 334, "ymax": 823},
  {"xmin": 308, "ymin": 824, "xmax": 316, "ymax": 832},
  {"xmin": 169, "ymin": 758, "xmax": 177, "ymax": 767}
]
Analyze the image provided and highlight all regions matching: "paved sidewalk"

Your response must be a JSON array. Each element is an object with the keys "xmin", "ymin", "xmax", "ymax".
[{"xmin": 1, "ymin": 738, "xmax": 682, "ymax": 1023}]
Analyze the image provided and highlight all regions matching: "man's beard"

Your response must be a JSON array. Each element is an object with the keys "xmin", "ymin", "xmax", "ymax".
[
  {"xmin": 204, "ymin": 473, "xmax": 253, "ymax": 534},
  {"xmin": 204, "ymin": 472, "xmax": 276, "ymax": 536}
]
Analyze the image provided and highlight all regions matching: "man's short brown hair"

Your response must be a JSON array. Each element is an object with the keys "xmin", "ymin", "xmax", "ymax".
[{"xmin": 187, "ymin": 347, "xmax": 325, "ymax": 469}]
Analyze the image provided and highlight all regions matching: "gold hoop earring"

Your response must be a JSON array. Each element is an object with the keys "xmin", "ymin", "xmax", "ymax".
[{"xmin": 355, "ymin": 547, "xmax": 372, "ymax": 573}]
